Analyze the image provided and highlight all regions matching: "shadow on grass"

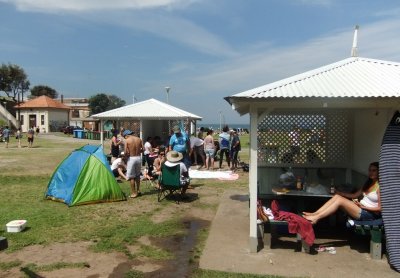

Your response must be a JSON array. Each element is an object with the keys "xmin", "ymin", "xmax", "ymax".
[{"xmin": 20, "ymin": 267, "xmax": 45, "ymax": 278}]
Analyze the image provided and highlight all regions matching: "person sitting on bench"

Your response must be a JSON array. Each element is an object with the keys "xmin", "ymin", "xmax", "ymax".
[{"xmin": 303, "ymin": 162, "xmax": 381, "ymax": 225}]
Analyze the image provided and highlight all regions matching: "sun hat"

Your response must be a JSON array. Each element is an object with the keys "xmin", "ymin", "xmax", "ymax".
[
  {"xmin": 172, "ymin": 125, "xmax": 181, "ymax": 133},
  {"xmin": 123, "ymin": 130, "xmax": 133, "ymax": 137},
  {"xmin": 166, "ymin": 151, "xmax": 183, "ymax": 162}
]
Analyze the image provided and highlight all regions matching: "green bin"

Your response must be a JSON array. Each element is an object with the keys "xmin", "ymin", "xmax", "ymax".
[
  {"xmin": 87, "ymin": 131, "xmax": 93, "ymax": 140},
  {"xmin": 93, "ymin": 132, "xmax": 100, "ymax": 140}
]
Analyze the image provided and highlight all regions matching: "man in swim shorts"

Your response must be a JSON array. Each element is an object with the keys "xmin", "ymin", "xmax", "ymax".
[{"xmin": 123, "ymin": 130, "xmax": 143, "ymax": 198}]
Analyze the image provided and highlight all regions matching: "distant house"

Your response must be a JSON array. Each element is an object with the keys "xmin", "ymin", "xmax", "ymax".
[
  {"xmin": 58, "ymin": 97, "xmax": 97, "ymax": 130},
  {"xmin": 16, "ymin": 95, "xmax": 70, "ymax": 132}
]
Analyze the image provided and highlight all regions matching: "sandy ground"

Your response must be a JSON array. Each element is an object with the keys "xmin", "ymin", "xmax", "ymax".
[{"xmin": 200, "ymin": 189, "xmax": 399, "ymax": 278}]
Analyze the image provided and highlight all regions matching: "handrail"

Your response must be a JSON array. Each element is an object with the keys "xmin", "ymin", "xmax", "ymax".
[{"xmin": 0, "ymin": 104, "xmax": 18, "ymax": 128}]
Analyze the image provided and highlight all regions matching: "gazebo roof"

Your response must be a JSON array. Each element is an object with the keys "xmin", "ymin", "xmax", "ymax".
[
  {"xmin": 92, "ymin": 98, "xmax": 202, "ymax": 120},
  {"xmin": 16, "ymin": 95, "xmax": 70, "ymax": 110},
  {"xmin": 225, "ymin": 57, "xmax": 400, "ymax": 114}
]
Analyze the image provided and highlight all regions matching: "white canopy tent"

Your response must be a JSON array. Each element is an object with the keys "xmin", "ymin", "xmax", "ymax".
[
  {"xmin": 225, "ymin": 56, "xmax": 400, "ymax": 252},
  {"xmin": 92, "ymin": 98, "xmax": 202, "ymax": 146}
]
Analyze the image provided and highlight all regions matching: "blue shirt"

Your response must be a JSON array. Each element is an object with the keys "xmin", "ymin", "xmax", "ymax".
[
  {"xmin": 2, "ymin": 128, "xmax": 10, "ymax": 138},
  {"xmin": 169, "ymin": 133, "xmax": 189, "ymax": 153}
]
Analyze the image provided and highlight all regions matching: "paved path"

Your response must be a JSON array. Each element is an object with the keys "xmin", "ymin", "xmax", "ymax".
[{"xmin": 200, "ymin": 188, "xmax": 398, "ymax": 278}]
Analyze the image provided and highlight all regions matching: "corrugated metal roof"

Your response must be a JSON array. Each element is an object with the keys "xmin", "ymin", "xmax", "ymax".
[
  {"xmin": 92, "ymin": 98, "xmax": 202, "ymax": 120},
  {"xmin": 16, "ymin": 95, "xmax": 70, "ymax": 110},
  {"xmin": 231, "ymin": 57, "xmax": 400, "ymax": 99}
]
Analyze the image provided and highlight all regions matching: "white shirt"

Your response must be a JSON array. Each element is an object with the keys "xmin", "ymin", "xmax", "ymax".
[
  {"xmin": 111, "ymin": 158, "xmax": 125, "ymax": 171},
  {"xmin": 190, "ymin": 137, "xmax": 204, "ymax": 148},
  {"xmin": 144, "ymin": 141, "xmax": 152, "ymax": 155},
  {"xmin": 164, "ymin": 160, "xmax": 187, "ymax": 180}
]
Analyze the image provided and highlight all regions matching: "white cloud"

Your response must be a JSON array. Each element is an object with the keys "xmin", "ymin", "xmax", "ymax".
[
  {"xmin": 0, "ymin": 0, "xmax": 193, "ymax": 13},
  {"xmin": 175, "ymin": 18, "xmax": 400, "ymax": 96},
  {"xmin": 0, "ymin": 0, "xmax": 235, "ymax": 57}
]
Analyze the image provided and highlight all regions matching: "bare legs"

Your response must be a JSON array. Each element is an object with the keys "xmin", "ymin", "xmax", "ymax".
[
  {"xmin": 129, "ymin": 177, "xmax": 140, "ymax": 198},
  {"xmin": 303, "ymin": 194, "xmax": 361, "ymax": 224},
  {"xmin": 205, "ymin": 154, "xmax": 215, "ymax": 170}
]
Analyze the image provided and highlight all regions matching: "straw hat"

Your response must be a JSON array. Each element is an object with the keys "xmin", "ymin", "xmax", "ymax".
[{"xmin": 166, "ymin": 151, "xmax": 183, "ymax": 162}]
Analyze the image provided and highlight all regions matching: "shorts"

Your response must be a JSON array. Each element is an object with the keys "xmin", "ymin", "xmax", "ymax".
[
  {"xmin": 126, "ymin": 156, "xmax": 141, "ymax": 180},
  {"xmin": 205, "ymin": 149, "xmax": 215, "ymax": 158},
  {"xmin": 112, "ymin": 168, "xmax": 119, "ymax": 177},
  {"xmin": 4, "ymin": 136, "xmax": 9, "ymax": 143},
  {"xmin": 358, "ymin": 209, "xmax": 381, "ymax": 221},
  {"xmin": 28, "ymin": 137, "xmax": 34, "ymax": 143}
]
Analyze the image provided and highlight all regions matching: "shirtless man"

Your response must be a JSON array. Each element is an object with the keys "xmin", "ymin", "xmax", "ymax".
[{"xmin": 123, "ymin": 130, "xmax": 143, "ymax": 198}]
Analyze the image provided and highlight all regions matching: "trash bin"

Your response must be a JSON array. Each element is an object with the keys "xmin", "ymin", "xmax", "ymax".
[
  {"xmin": 87, "ymin": 131, "xmax": 93, "ymax": 140},
  {"xmin": 93, "ymin": 132, "xmax": 100, "ymax": 140},
  {"xmin": 73, "ymin": 130, "xmax": 79, "ymax": 138},
  {"xmin": 75, "ymin": 130, "xmax": 83, "ymax": 139}
]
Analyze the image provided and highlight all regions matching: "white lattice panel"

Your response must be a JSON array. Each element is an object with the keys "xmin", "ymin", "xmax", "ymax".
[{"xmin": 258, "ymin": 111, "xmax": 351, "ymax": 166}]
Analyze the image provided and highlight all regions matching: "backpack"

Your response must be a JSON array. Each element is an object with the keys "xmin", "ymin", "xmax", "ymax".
[{"xmin": 220, "ymin": 137, "xmax": 229, "ymax": 149}]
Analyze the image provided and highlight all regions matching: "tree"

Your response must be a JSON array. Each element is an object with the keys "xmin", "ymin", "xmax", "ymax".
[
  {"xmin": 0, "ymin": 63, "xmax": 30, "ymax": 102},
  {"xmin": 89, "ymin": 93, "xmax": 126, "ymax": 115},
  {"xmin": 30, "ymin": 85, "xmax": 58, "ymax": 99}
]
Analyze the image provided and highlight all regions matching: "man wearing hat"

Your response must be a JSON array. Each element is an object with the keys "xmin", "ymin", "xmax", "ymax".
[
  {"xmin": 123, "ymin": 130, "xmax": 144, "ymax": 198},
  {"xmin": 168, "ymin": 125, "xmax": 190, "ymax": 168},
  {"xmin": 164, "ymin": 150, "xmax": 190, "ymax": 195}
]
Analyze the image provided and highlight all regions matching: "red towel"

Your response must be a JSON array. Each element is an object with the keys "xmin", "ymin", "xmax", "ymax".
[{"xmin": 271, "ymin": 200, "xmax": 315, "ymax": 246}]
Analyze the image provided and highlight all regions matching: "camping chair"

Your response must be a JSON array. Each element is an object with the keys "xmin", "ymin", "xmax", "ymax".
[{"xmin": 158, "ymin": 164, "xmax": 185, "ymax": 203}]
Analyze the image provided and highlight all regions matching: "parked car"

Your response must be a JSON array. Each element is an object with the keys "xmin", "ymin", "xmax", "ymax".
[{"xmin": 61, "ymin": 126, "xmax": 81, "ymax": 134}]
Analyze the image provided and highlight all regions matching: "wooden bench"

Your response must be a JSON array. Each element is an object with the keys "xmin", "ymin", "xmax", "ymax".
[
  {"xmin": 262, "ymin": 220, "xmax": 311, "ymax": 253},
  {"xmin": 348, "ymin": 219, "xmax": 384, "ymax": 260}
]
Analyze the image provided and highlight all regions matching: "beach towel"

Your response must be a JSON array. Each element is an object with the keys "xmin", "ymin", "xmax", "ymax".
[
  {"xmin": 189, "ymin": 169, "xmax": 239, "ymax": 180},
  {"xmin": 271, "ymin": 200, "xmax": 315, "ymax": 246}
]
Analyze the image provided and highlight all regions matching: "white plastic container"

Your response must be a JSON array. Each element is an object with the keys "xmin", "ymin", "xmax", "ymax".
[{"xmin": 6, "ymin": 220, "xmax": 27, "ymax": 233}]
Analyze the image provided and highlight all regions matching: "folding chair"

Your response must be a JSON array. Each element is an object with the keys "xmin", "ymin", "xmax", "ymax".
[{"xmin": 158, "ymin": 164, "xmax": 184, "ymax": 203}]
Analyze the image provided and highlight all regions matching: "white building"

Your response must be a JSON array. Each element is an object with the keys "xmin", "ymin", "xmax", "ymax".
[{"xmin": 16, "ymin": 95, "xmax": 70, "ymax": 132}]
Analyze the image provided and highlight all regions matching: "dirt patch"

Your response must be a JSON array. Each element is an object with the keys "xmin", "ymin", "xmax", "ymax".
[
  {"xmin": 0, "ymin": 184, "xmax": 220, "ymax": 277},
  {"xmin": 0, "ymin": 217, "xmax": 210, "ymax": 278}
]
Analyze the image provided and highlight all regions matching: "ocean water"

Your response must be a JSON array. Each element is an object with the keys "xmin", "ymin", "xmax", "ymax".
[{"xmin": 198, "ymin": 123, "xmax": 250, "ymax": 131}]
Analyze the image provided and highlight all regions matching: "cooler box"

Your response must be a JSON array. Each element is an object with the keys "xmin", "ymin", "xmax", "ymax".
[{"xmin": 6, "ymin": 220, "xmax": 27, "ymax": 233}]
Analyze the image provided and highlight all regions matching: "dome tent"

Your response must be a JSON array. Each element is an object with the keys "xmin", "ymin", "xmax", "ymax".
[{"xmin": 46, "ymin": 145, "xmax": 126, "ymax": 206}]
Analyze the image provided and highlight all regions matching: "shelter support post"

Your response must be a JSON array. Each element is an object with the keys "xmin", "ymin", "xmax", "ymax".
[
  {"xmin": 249, "ymin": 107, "xmax": 259, "ymax": 252},
  {"xmin": 100, "ymin": 120, "xmax": 104, "ymax": 148},
  {"xmin": 140, "ymin": 120, "xmax": 143, "ymax": 140}
]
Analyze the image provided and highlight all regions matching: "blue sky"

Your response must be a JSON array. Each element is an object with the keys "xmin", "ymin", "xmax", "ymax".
[{"xmin": 1, "ymin": 0, "xmax": 400, "ymax": 124}]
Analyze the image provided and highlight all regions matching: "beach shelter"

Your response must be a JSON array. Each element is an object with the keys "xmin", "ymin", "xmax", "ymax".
[
  {"xmin": 91, "ymin": 98, "xmax": 202, "ymax": 146},
  {"xmin": 46, "ymin": 145, "xmax": 126, "ymax": 206},
  {"xmin": 225, "ymin": 29, "xmax": 400, "ymax": 253}
]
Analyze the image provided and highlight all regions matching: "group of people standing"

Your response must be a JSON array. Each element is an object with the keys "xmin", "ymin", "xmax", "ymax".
[
  {"xmin": 109, "ymin": 124, "xmax": 242, "ymax": 199},
  {"xmin": 1, "ymin": 126, "xmax": 35, "ymax": 148}
]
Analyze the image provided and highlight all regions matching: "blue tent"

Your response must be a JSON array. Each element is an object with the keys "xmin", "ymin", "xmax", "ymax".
[{"xmin": 45, "ymin": 145, "xmax": 126, "ymax": 206}]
